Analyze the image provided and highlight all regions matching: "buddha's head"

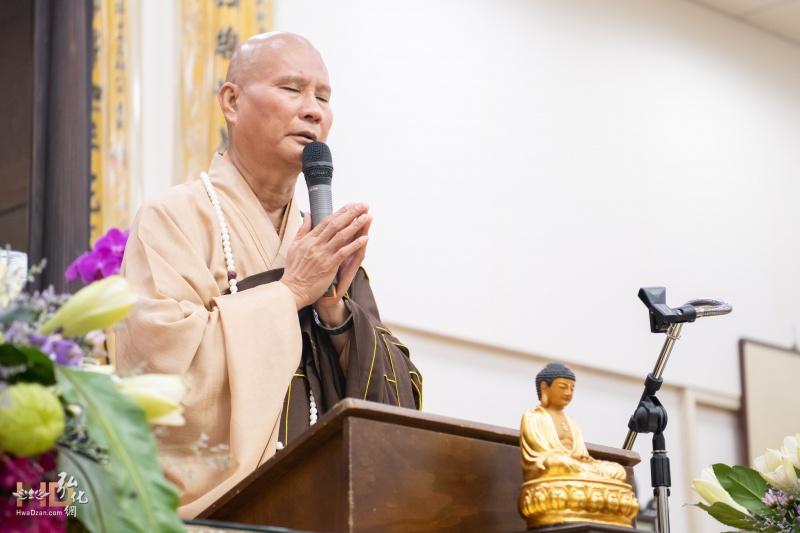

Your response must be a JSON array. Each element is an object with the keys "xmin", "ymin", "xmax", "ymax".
[{"xmin": 536, "ymin": 362, "xmax": 576, "ymax": 410}]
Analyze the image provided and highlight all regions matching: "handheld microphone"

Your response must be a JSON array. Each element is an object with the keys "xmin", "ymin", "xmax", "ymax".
[{"xmin": 302, "ymin": 141, "xmax": 337, "ymax": 298}]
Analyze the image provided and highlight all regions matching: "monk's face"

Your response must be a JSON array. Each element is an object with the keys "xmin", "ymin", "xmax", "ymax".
[
  {"xmin": 224, "ymin": 35, "xmax": 333, "ymax": 174},
  {"xmin": 543, "ymin": 378, "xmax": 574, "ymax": 410}
]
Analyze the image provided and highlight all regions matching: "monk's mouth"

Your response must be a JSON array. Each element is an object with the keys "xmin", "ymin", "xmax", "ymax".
[{"xmin": 292, "ymin": 133, "xmax": 316, "ymax": 142}]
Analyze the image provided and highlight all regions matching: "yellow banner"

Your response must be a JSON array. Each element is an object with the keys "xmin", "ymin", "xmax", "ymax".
[
  {"xmin": 181, "ymin": 0, "xmax": 272, "ymax": 183},
  {"xmin": 90, "ymin": 0, "xmax": 133, "ymax": 243}
]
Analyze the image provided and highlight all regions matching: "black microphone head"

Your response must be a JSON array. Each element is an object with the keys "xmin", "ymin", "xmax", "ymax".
[
  {"xmin": 302, "ymin": 142, "xmax": 333, "ymax": 183},
  {"xmin": 302, "ymin": 141, "xmax": 332, "ymax": 167}
]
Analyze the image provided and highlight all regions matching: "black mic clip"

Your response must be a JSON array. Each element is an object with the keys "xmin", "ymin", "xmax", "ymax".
[
  {"xmin": 627, "ymin": 393, "xmax": 668, "ymax": 435},
  {"xmin": 638, "ymin": 287, "xmax": 696, "ymax": 334}
]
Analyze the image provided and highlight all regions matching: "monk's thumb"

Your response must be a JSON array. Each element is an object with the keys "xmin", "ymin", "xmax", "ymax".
[{"xmin": 294, "ymin": 212, "xmax": 312, "ymax": 239}]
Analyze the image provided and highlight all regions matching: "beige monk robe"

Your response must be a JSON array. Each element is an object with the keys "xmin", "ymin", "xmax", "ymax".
[{"xmin": 116, "ymin": 153, "xmax": 303, "ymax": 518}]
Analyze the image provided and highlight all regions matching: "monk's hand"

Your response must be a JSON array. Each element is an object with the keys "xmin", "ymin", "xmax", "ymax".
[
  {"xmin": 281, "ymin": 202, "xmax": 371, "ymax": 310},
  {"xmin": 314, "ymin": 203, "xmax": 372, "ymax": 326}
]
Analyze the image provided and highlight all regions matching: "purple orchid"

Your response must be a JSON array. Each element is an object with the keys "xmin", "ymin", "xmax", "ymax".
[
  {"xmin": 65, "ymin": 228, "xmax": 129, "ymax": 285},
  {"xmin": 27, "ymin": 333, "xmax": 82, "ymax": 366}
]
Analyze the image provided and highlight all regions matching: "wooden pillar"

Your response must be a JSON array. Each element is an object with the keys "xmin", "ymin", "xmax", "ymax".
[{"xmin": 0, "ymin": 0, "xmax": 92, "ymax": 293}]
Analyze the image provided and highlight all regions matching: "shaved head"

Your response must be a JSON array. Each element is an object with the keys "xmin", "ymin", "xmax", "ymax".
[{"xmin": 226, "ymin": 32, "xmax": 323, "ymax": 87}]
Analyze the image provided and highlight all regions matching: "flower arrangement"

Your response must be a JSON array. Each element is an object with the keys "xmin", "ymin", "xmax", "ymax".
[
  {"xmin": 0, "ymin": 231, "xmax": 187, "ymax": 533},
  {"xmin": 693, "ymin": 434, "xmax": 800, "ymax": 532}
]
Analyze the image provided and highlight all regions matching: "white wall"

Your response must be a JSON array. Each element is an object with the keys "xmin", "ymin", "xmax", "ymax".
[
  {"xmin": 138, "ymin": 1, "xmax": 800, "ymax": 531},
  {"xmin": 273, "ymin": 0, "xmax": 800, "ymax": 397}
]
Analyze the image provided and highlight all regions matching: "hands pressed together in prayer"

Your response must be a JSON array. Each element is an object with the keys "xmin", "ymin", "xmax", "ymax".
[{"xmin": 281, "ymin": 202, "xmax": 372, "ymax": 338}]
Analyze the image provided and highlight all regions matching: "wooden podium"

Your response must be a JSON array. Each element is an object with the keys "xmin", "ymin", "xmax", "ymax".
[{"xmin": 200, "ymin": 399, "xmax": 640, "ymax": 533}]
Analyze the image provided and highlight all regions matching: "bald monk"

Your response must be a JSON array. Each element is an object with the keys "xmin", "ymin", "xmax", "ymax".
[
  {"xmin": 521, "ymin": 363, "xmax": 626, "ymax": 482},
  {"xmin": 117, "ymin": 32, "xmax": 422, "ymax": 518}
]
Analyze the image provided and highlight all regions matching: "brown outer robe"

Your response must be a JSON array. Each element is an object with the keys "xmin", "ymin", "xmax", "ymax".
[{"xmin": 234, "ymin": 267, "xmax": 423, "ymax": 449}]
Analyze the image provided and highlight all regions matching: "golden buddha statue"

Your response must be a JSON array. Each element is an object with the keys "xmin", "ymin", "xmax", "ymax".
[{"xmin": 518, "ymin": 363, "xmax": 639, "ymax": 528}]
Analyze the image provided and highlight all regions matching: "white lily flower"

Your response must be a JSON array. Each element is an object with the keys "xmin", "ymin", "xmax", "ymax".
[
  {"xmin": 754, "ymin": 448, "xmax": 799, "ymax": 492},
  {"xmin": 117, "ymin": 373, "xmax": 186, "ymax": 426},
  {"xmin": 692, "ymin": 466, "xmax": 749, "ymax": 514},
  {"xmin": 39, "ymin": 275, "xmax": 137, "ymax": 337},
  {"xmin": 780, "ymin": 435, "xmax": 800, "ymax": 470}
]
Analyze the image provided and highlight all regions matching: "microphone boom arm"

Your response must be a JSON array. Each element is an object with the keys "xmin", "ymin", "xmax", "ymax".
[
  {"xmin": 623, "ymin": 288, "xmax": 732, "ymax": 450},
  {"xmin": 623, "ymin": 287, "xmax": 731, "ymax": 533}
]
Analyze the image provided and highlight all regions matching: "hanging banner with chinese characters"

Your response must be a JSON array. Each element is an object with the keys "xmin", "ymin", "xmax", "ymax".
[
  {"xmin": 90, "ymin": 0, "xmax": 134, "ymax": 244},
  {"xmin": 180, "ymin": 0, "xmax": 272, "ymax": 183}
]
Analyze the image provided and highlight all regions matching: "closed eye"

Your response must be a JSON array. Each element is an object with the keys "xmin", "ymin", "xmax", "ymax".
[
  {"xmin": 316, "ymin": 96, "xmax": 329, "ymax": 103},
  {"xmin": 280, "ymin": 86, "xmax": 300, "ymax": 93}
]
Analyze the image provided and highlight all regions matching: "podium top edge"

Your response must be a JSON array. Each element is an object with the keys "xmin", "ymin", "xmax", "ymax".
[{"xmin": 327, "ymin": 399, "xmax": 639, "ymax": 463}]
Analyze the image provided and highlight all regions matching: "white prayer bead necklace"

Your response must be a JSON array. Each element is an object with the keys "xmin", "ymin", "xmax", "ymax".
[
  {"xmin": 201, "ymin": 172, "xmax": 238, "ymax": 294},
  {"xmin": 276, "ymin": 389, "xmax": 317, "ymax": 450},
  {"xmin": 200, "ymin": 172, "xmax": 318, "ymax": 449},
  {"xmin": 310, "ymin": 389, "xmax": 318, "ymax": 425}
]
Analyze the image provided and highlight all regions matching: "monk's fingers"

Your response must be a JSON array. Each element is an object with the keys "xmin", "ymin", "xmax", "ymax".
[
  {"xmin": 336, "ymin": 242, "xmax": 368, "ymax": 294},
  {"xmin": 314, "ymin": 202, "xmax": 369, "ymax": 242},
  {"xmin": 354, "ymin": 212, "xmax": 372, "ymax": 240},
  {"xmin": 343, "ymin": 219, "xmax": 370, "ymax": 267},
  {"xmin": 321, "ymin": 213, "xmax": 371, "ymax": 291},
  {"xmin": 287, "ymin": 227, "xmax": 365, "ymax": 284},
  {"xmin": 321, "ymin": 212, "xmax": 372, "ymax": 253},
  {"xmin": 331, "ymin": 234, "xmax": 369, "ymax": 266},
  {"xmin": 305, "ymin": 203, "xmax": 355, "ymax": 237}
]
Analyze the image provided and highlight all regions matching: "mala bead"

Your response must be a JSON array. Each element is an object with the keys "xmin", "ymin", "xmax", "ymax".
[{"xmin": 200, "ymin": 172, "xmax": 238, "ymax": 293}]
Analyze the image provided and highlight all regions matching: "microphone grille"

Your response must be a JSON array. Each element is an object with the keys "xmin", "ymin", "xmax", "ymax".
[{"xmin": 302, "ymin": 141, "xmax": 332, "ymax": 170}]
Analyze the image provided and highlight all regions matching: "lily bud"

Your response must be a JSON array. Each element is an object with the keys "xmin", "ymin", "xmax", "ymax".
[
  {"xmin": 39, "ymin": 275, "xmax": 137, "ymax": 337},
  {"xmin": 117, "ymin": 373, "xmax": 186, "ymax": 426},
  {"xmin": 692, "ymin": 466, "xmax": 748, "ymax": 514}
]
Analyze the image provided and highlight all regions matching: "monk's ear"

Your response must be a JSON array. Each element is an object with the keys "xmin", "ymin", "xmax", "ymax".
[
  {"xmin": 218, "ymin": 82, "xmax": 240, "ymax": 124},
  {"xmin": 540, "ymin": 384, "xmax": 550, "ymax": 407}
]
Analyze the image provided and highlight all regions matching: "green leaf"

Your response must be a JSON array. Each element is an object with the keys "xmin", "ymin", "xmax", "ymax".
[
  {"xmin": 57, "ymin": 445, "xmax": 121, "ymax": 532},
  {"xmin": 713, "ymin": 463, "xmax": 771, "ymax": 514},
  {"xmin": 0, "ymin": 343, "xmax": 55, "ymax": 385},
  {"xmin": 56, "ymin": 366, "xmax": 185, "ymax": 533},
  {"xmin": 696, "ymin": 502, "xmax": 764, "ymax": 531}
]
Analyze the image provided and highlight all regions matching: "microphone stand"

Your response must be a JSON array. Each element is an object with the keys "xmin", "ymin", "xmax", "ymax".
[{"xmin": 623, "ymin": 288, "xmax": 732, "ymax": 533}]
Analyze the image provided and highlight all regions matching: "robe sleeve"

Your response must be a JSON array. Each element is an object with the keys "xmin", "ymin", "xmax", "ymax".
[
  {"xmin": 115, "ymin": 192, "xmax": 302, "ymax": 518},
  {"xmin": 313, "ymin": 267, "xmax": 423, "ymax": 410}
]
